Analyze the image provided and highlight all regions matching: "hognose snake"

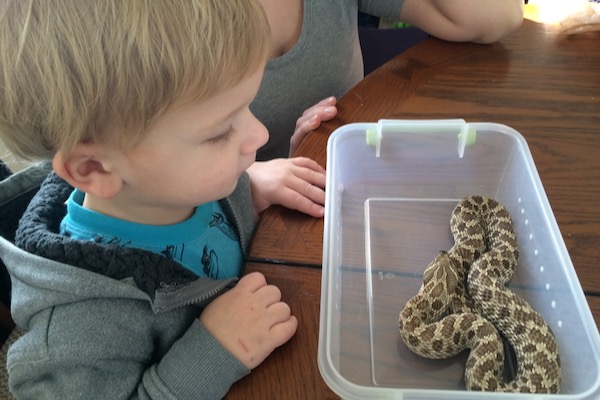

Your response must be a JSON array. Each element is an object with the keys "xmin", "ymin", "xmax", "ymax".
[{"xmin": 398, "ymin": 196, "xmax": 561, "ymax": 392}]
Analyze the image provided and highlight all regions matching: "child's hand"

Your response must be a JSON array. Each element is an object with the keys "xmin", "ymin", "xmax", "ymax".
[
  {"xmin": 247, "ymin": 157, "xmax": 326, "ymax": 218},
  {"xmin": 199, "ymin": 272, "xmax": 298, "ymax": 369},
  {"xmin": 289, "ymin": 96, "xmax": 337, "ymax": 156}
]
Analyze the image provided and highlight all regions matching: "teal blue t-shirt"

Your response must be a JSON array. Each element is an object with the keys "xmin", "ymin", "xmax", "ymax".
[{"xmin": 60, "ymin": 190, "xmax": 243, "ymax": 279}]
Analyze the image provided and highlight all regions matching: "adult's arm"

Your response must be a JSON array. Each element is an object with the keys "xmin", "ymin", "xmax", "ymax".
[{"xmin": 399, "ymin": 0, "xmax": 524, "ymax": 43}]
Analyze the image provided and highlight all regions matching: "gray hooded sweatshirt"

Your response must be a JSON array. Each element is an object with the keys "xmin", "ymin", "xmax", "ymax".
[{"xmin": 0, "ymin": 162, "xmax": 257, "ymax": 399}]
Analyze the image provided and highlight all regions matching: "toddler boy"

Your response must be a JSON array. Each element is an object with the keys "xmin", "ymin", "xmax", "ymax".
[{"xmin": 0, "ymin": 1, "xmax": 325, "ymax": 398}]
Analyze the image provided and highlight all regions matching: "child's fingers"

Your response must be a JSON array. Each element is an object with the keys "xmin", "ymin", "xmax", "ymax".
[
  {"xmin": 269, "ymin": 315, "xmax": 298, "ymax": 346},
  {"xmin": 291, "ymin": 157, "xmax": 326, "ymax": 174},
  {"xmin": 292, "ymin": 164, "xmax": 326, "ymax": 190},
  {"xmin": 279, "ymin": 187, "xmax": 325, "ymax": 218},
  {"xmin": 236, "ymin": 271, "xmax": 267, "ymax": 292},
  {"xmin": 266, "ymin": 301, "xmax": 293, "ymax": 325},
  {"xmin": 256, "ymin": 284, "xmax": 284, "ymax": 307}
]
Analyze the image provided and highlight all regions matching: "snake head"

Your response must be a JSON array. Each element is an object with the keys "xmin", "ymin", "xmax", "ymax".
[
  {"xmin": 423, "ymin": 251, "xmax": 460, "ymax": 294},
  {"xmin": 423, "ymin": 251, "xmax": 450, "ymax": 283}
]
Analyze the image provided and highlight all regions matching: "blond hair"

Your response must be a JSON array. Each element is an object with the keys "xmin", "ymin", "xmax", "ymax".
[{"xmin": 0, "ymin": 0, "xmax": 269, "ymax": 160}]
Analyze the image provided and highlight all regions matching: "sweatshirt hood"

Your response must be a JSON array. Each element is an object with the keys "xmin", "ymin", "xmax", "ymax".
[{"xmin": 0, "ymin": 163, "xmax": 239, "ymax": 328}]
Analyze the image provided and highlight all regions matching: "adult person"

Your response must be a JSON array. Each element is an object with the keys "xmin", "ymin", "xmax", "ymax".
[{"xmin": 253, "ymin": 0, "xmax": 525, "ymax": 160}]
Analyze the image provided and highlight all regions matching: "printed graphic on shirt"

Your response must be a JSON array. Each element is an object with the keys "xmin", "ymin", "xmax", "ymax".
[
  {"xmin": 63, "ymin": 196, "xmax": 243, "ymax": 279},
  {"xmin": 160, "ymin": 244, "xmax": 185, "ymax": 263},
  {"xmin": 201, "ymin": 244, "xmax": 219, "ymax": 279},
  {"xmin": 149, "ymin": 212, "xmax": 237, "ymax": 278},
  {"xmin": 144, "ymin": 211, "xmax": 239, "ymax": 278},
  {"xmin": 209, "ymin": 212, "xmax": 237, "ymax": 241}
]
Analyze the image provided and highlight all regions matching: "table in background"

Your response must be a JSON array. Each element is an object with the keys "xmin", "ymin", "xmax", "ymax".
[{"xmin": 230, "ymin": 20, "xmax": 600, "ymax": 399}]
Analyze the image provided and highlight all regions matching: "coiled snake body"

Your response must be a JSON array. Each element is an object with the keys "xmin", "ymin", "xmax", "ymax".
[{"xmin": 398, "ymin": 196, "xmax": 561, "ymax": 392}]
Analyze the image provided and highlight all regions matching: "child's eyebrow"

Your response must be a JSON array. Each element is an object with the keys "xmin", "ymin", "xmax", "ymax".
[{"xmin": 215, "ymin": 101, "xmax": 248, "ymax": 125}]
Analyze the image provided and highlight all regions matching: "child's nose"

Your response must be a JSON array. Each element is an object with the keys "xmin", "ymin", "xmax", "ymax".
[{"xmin": 242, "ymin": 113, "xmax": 269, "ymax": 154}]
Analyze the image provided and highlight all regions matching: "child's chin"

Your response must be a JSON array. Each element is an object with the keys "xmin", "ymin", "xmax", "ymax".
[
  {"xmin": 223, "ymin": 178, "xmax": 240, "ymax": 196},
  {"xmin": 222, "ymin": 168, "xmax": 247, "ymax": 197}
]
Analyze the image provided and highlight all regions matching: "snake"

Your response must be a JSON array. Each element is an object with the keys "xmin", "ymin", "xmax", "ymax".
[{"xmin": 397, "ymin": 196, "xmax": 561, "ymax": 392}]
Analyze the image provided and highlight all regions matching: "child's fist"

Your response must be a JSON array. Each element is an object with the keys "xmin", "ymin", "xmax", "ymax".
[{"xmin": 199, "ymin": 272, "xmax": 298, "ymax": 369}]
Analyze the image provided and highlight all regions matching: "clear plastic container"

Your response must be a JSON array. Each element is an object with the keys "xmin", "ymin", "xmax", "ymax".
[{"xmin": 318, "ymin": 121, "xmax": 600, "ymax": 399}]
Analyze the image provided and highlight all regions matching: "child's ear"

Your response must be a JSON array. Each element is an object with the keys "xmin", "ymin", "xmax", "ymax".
[{"xmin": 52, "ymin": 143, "xmax": 123, "ymax": 199}]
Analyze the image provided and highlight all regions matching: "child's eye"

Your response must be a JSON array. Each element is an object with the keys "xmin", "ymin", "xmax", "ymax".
[{"xmin": 208, "ymin": 126, "xmax": 236, "ymax": 144}]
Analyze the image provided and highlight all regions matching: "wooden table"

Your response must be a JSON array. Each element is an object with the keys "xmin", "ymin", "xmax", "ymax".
[{"xmin": 229, "ymin": 20, "xmax": 600, "ymax": 399}]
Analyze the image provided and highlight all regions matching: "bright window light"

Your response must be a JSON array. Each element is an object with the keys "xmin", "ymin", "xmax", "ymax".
[{"xmin": 525, "ymin": 0, "xmax": 590, "ymax": 24}]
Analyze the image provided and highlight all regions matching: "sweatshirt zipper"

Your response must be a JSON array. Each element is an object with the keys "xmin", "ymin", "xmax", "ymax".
[{"xmin": 152, "ymin": 277, "xmax": 238, "ymax": 313}]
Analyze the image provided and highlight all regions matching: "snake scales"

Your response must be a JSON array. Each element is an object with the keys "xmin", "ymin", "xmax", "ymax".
[{"xmin": 398, "ymin": 196, "xmax": 561, "ymax": 392}]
